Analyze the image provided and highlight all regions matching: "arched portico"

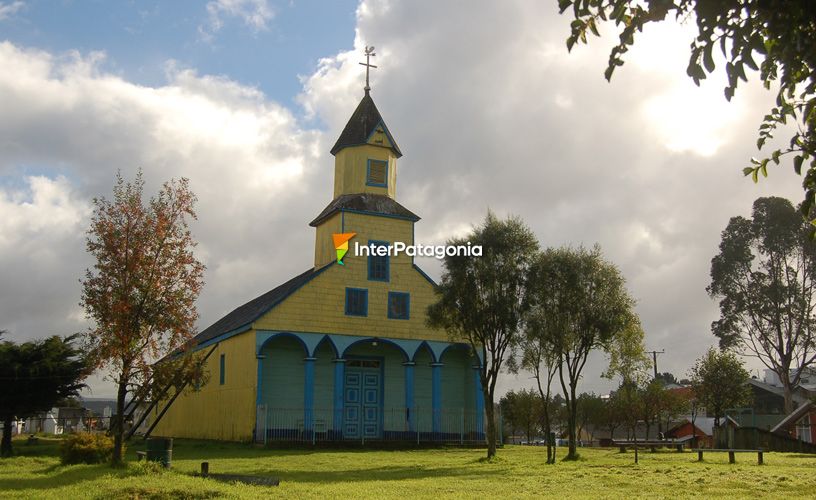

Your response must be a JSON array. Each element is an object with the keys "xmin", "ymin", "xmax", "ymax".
[{"xmin": 254, "ymin": 330, "xmax": 480, "ymax": 442}]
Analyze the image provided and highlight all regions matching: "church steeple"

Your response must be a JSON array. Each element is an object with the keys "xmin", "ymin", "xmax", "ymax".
[{"xmin": 329, "ymin": 47, "xmax": 401, "ymax": 199}]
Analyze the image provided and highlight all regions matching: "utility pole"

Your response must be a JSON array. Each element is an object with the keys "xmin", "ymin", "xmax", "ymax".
[
  {"xmin": 647, "ymin": 349, "xmax": 665, "ymax": 439},
  {"xmin": 646, "ymin": 349, "xmax": 664, "ymax": 380}
]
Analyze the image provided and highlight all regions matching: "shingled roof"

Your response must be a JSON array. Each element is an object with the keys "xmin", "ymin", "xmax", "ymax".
[
  {"xmin": 190, "ymin": 264, "xmax": 331, "ymax": 347},
  {"xmin": 330, "ymin": 91, "xmax": 402, "ymax": 157},
  {"xmin": 309, "ymin": 193, "xmax": 420, "ymax": 227}
]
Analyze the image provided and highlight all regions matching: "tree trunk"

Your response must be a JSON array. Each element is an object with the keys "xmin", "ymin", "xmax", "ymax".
[
  {"xmin": 782, "ymin": 381, "xmax": 794, "ymax": 414},
  {"xmin": 644, "ymin": 422, "xmax": 651, "ymax": 441},
  {"xmin": 1, "ymin": 415, "xmax": 13, "ymax": 458},
  {"xmin": 567, "ymin": 382, "xmax": 578, "ymax": 459},
  {"xmin": 485, "ymin": 400, "xmax": 497, "ymax": 459},
  {"xmin": 112, "ymin": 378, "xmax": 128, "ymax": 466}
]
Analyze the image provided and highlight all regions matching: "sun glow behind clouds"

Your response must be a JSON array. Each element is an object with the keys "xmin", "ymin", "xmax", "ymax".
[{"xmin": 627, "ymin": 17, "xmax": 746, "ymax": 157}]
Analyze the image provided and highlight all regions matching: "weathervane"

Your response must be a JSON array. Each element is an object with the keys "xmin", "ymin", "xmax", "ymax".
[{"xmin": 359, "ymin": 45, "xmax": 377, "ymax": 93}]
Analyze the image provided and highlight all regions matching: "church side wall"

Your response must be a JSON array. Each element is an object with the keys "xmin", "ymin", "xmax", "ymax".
[{"xmin": 151, "ymin": 331, "xmax": 257, "ymax": 442}]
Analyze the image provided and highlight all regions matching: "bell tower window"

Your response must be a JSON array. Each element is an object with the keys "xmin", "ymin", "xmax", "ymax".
[{"xmin": 366, "ymin": 159, "xmax": 388, "ymax": 187}]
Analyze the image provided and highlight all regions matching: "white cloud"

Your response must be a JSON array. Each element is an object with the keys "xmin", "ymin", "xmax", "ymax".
[
  {"xmin": 0, "ymin": 41, "xmax": 321, "ymax": 398},
  {"xmin": 0, "ymin": 1, "xmax": 23, "ymax": 20},
  {"xmin": 199, "ymin": 0, "xmax": 274, "ymax": 40},
  {"xmin": 0, "ymin": 0, "xmax": 804, "ymax": 399}
]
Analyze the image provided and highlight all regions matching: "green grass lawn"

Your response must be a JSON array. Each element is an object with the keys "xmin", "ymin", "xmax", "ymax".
[{"xmin": 1, "ymin": 437, "xmax": 814, "ymax": 499}]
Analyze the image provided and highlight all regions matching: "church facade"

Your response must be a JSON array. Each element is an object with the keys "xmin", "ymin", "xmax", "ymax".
[{"xmin": 152, "ymin": 88, "xmax": 485, "ymax": 443}]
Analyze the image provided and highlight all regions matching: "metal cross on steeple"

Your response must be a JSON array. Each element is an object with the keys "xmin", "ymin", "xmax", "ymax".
[{"xmin": 359, "ymin": 46, "xmax": 377, "ymax": 93}]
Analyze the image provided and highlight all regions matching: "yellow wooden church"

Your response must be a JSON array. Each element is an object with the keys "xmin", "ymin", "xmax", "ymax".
[{"xmin": 151, "ymin": 78, "xmax": 484, "ymax": 444}]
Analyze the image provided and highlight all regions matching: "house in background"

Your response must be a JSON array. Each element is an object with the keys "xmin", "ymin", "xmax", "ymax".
[
  {"xmin": 665, "ymin": 417, "xmax": 717, "ymax": 448},
  {"xmin": 771, "ymin": 401, "xmax": 815, "ymax": 444}
]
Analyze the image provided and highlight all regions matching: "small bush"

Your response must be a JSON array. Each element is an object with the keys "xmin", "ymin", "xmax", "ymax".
[
  {"xmin": 128, "ymin": 459, "xmax": 166, "ymax": 476},
  {"xmin": 60, "ymin": 432, "xmax": 121, "ymax": 465}
]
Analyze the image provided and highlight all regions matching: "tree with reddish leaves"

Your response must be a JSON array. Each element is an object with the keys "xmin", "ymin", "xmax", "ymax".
[{"xmin": 80, "ymin": 170, "xmax": 205, "ymax": 465}]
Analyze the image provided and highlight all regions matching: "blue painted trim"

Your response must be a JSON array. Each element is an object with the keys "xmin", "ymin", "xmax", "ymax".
[
  {"xmin": 304, "ymin": 357, "xmax": 316, "ymax": 432},
  {"xmin": 339, "ymin": 208, "xmax": 418, "ymax": 222},
  {"xmin": 193, "ymin": 323, "xmax": 252, "ymax": 353},
  {"xmin": 439, "ymin": 342, "xmax": 471, "ymax": 362},
  {"xmin": 365, "ymin": 158, "xmax": 388, "ymax": 188},
  {"xmin": 412, "ymin": 263, "xmax": 438, "ymax": 287},
  {"xmin": 411, "ymin": 341, "xmax": 436, "ymax": 363},
  {"xmin": 333, "ymin": 359, "xmax": 345, "ymax": 433},
  {"xmin": 219, "ymin": 354, "xmax": 225, "ymax": 385},
  {"xmin": 257, "ymin": 331, "xmax": 311, "ymax": 357},
  {"xmin": 403, "ymin": 362, "xmax": 415, "ymax": 432},
  {"xmin": 363, "ymin": 119, "xmax": 402, "ymax": 158},
  {"xmin": 345, "ymin": 354, "xmax": 386, "ymax": 438},
  {"xmin": 256, "ymin": 355, "xmax": 265, "ymax": 405},
  {"xmin": 387, "ymin": 291, "xmax": 410, "ymax": 320},
  {"xmin": 367, "ymin": 240, "xmax": 390, "ymax": 282},
  {"xmin": 341, "ymin": 337, "xmax": 410, "ymax": 362},
  {"xmin": 344, "ymin": 287, "xmax": 368, "ymax": 317},
  {"xmin": 474, "ymin": 366, "xmax": 485, "ymax": 434},
  {"xmin": 431, "ymin": 363, "xmax": 443, "ymax": 433}
]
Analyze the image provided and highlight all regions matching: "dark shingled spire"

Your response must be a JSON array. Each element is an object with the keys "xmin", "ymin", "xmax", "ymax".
[{"xmin": 330, "ymin": 91, "xmax": 402, "ymax": 157}]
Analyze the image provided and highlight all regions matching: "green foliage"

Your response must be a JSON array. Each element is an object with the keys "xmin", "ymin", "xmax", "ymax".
[
  {"xmin": 80, "ymin": 170, "xmax": 206, "ymax": 465},
  {"xmin": 689, "ymin": 347, "xmax": 752, "ymax": 426},
  {"xmin": 527, "ymin": 244, "xmax": 639, "ymax": 458},
  {"xmin": 559, "ymin": 1, "xmax": 816, "ymax": 221},
  {"xmin": 60, "ymin": 433, "xmax": 120, "ymax": 465},
  {"xmin": 500, "ymin": 389, "xmax": 543, "ymax": 442},
  {"xmin": 427, "ymin": 211, "xmax": 539, "ymax": 458},
  {"xmin": 708, "ymin": 196, "xmax": 816, "ymax": 412},
  {"xmin": 0, "ymin": 335, "xmax": 87, "ymax": 457}
]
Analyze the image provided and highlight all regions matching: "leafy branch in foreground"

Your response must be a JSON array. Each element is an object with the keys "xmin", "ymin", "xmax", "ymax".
[{"xmin": 559, "ymin": 1, "xmax": 816, "ymax": 218}]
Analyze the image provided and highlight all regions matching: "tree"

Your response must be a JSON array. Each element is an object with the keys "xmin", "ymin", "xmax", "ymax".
[
  {"xmin": 500, "ymin": 389, "xmax": 542, "ymax": 443},
  {"xmin": 602, "ymin": 390, "xmax": 627, "ymax": 440},
  {"xmin": 80, "ymin": 171, "xmax": 205, "ymax": 465},
  {"xmin": 688, "ymin": 347, "xmax": 752, "ymax": 426},
  {"xmin": 559, "ymin": 1, "xmax": 816, "ymax": 220},
  {"xmin": 654, "ymin": 372, "xmax": 678, "ymax": 386},
  {"xmin": 575, "ymin": 392, "xmax": 605, "ymax": 444},
  {"xmin": 657, "ymin": 387, "xmax": 690, "ymax": 436},
  {"xmin": 532, "ymin": 245, "xmax": 638, "ymax": 459},
  {"xmin": 639, "ymin": 379, "xmax": 664, "ymax": 440},
  {"xmin": 708, "ymin": 196, "xmax": 816, "ymax": 413},
  {"xmin": 0, "ymin": 335, "xmax": 87, "ymax": 457},
  {"xmin": 513, "ymin": 260, "xmax": 565, "ymax": 463},
  {"xmin": 427, "ymin": 212, "xmax": 538, "ymax": 459}
]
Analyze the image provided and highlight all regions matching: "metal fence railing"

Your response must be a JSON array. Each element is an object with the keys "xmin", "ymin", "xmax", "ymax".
[
  {"xmin": 254, "ymin": 406, "xmax": 496, "ymax": 445},
  {"xmin": 4, "ymin": 416, "xmax": 115, "ymax": 436}
]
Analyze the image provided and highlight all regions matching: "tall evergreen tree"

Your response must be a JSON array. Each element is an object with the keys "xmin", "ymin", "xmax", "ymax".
[{"xmin": 0, "ymin": 334, "xmax": 87, "ymax": 457}]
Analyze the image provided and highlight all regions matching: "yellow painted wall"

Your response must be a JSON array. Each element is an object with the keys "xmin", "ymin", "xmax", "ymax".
[
  {"xmin": 314, "ymin": 212, "xmax": 342, "ymax": 267},
  {"xmin": 151, "ymin": 331, "xmax": 257, "ymax": 442},
  {"xmin": 333, "ymin": 144, "xmax": 397, "ymax": 199},
  {"xmin": 255, "ymin": 212, "xmax": 445, "ymax": 342}
]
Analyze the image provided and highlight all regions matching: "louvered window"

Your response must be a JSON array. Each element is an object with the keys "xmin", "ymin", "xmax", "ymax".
[{"xmin": 367, "ymin": 159, "xmax": 388, "ymax": 187}]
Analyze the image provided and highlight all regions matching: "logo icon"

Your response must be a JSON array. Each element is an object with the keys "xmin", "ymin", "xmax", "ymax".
[{"xmin": 332, "ymin": 233, "xmax": 356, "ymax": 265}]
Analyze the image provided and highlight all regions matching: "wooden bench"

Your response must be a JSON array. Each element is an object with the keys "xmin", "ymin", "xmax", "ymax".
[
  {"xmin": 693, "ymin": 448, "xmax": 764, "ymax": 465},
  {"xmin": 614, "ymin": 441, "xmax": 685, "ymax": 453},
  {"xmin": 136, "ymin": 451, "xmax": 147, "ymax": 461}
]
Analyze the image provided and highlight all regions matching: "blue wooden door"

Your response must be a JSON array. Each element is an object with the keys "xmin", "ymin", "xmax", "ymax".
[{"xmin": 344, "ymin": 360, "xmax": 382, "ymax": 439}]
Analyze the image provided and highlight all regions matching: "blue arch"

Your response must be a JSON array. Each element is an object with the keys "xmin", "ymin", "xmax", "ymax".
[
  {"xmin": 411, "ymin": 341, "xmax": 437, "ymax": 363},
  {"xmin": 341, "ymin": 337, "xmax": 409, "ymax": 362},
  {"xmin": 439, "ymin": 342, "xmax": 473, "ymax": 363},
  {"xmin": 313, "ymin": 334, "xmax": 339, "ymax": 358},
  {"xmin": 258, "ymin": 332, "xmax": 309, "ymax": 356}
]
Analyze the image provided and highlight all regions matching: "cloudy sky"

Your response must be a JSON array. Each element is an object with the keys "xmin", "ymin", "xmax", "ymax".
[{"xmin": 0, "ymin": 0, "xmax": 803, "ymax": 398}]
